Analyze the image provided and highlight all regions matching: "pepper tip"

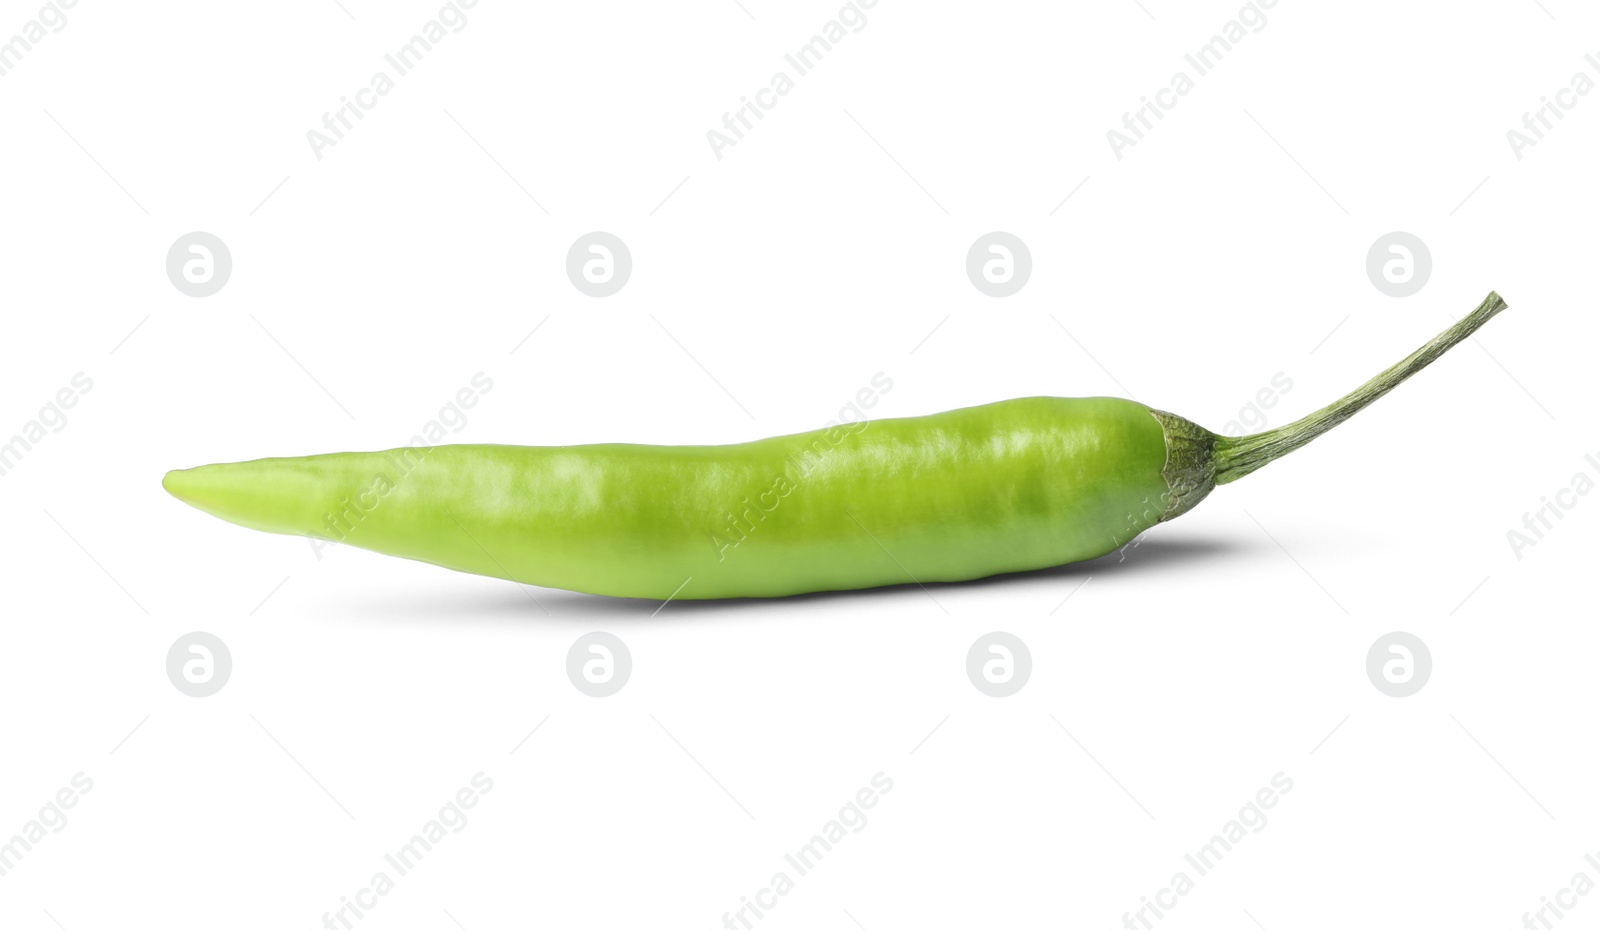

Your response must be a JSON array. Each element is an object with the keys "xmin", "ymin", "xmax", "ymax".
[{"xmin": 162, "ymin": 467, "xmax": 192, "ymax": 503}]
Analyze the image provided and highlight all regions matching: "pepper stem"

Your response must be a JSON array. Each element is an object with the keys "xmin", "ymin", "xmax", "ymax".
[{"xmin": 1213, "ymin": 290, "xmax": 1508, "ymax": 485}]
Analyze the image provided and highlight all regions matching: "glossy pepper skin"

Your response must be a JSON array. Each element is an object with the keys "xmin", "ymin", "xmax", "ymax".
[
  {"xmin": 163, "ymin": 397, "xmax": 1179, "ymax": 599},
  {"xmin": 163, "ymin": 292, "xmax": 1507, "ymax": 600}
]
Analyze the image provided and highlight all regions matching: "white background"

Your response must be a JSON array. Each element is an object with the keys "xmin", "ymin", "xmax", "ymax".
[{"xmin": 2, "ymin": 1, "xmax": 1597, "ymax": 928}]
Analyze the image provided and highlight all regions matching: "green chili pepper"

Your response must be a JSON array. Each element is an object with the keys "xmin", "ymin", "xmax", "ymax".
[{"xmin": 164, "ymin": 291, "xmax": 1506, "ymax": 599}]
